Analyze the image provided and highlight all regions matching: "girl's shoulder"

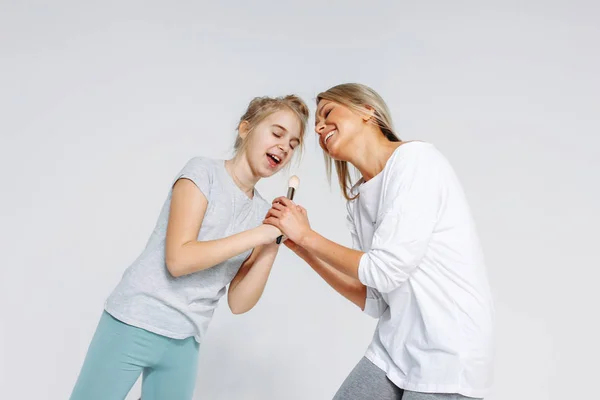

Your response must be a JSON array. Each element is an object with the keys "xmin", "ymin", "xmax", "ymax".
[
  {"xmin": 173, "ymin": 156, "xmax": 224, "ymax": 200},
  {"xmin": 181, "ymin": 156, "xmax": 222, "ymax": 170}
]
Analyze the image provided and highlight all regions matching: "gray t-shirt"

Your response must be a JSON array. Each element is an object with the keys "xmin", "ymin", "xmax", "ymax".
[{"xmin": 105, "ymin": 157, "xmax": 271, "ymax": 343}]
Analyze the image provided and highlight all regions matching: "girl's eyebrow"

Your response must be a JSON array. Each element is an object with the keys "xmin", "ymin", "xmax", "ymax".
[
  {"xmin": 272, "ymin": 124, "xmax": 287, "ymax": 132},
  {"xmin": 273, "ymin": 124, "xmax": 300, "ymax": 143}
]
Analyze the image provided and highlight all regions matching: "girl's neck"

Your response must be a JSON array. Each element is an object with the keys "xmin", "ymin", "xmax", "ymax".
[{"xmin": 224, "ymin": 156, "xmax": 258, "ymax": 198}]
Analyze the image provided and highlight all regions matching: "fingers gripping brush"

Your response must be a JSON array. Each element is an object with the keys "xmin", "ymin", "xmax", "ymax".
[{"xmin": 276, "ymin": 175, "xmax": 300, "ymax": 244}]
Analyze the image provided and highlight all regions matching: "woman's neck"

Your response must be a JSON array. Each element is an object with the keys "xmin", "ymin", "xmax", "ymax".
[{"xmin": 351, "ymin": 135, "xmax": 403, "ymax": 182}]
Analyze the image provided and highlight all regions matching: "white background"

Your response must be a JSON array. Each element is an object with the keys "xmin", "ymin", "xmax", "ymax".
[{"xmin": 1, "ymin": 1, "xmax": 599, "ymax": 399}]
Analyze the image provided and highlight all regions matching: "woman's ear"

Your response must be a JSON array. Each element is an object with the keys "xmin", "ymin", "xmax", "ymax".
[
  {"xmin": 362, "ymin": 105, "xmax": 376, "ymax": 122},
  {"xmin": 238, "ymin": 120, "xmax": 251, "ymax": 140}
]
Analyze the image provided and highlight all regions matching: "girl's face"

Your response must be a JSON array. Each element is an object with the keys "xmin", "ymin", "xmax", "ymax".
[
  {"xmin": 314, "ymin": 99, "xmax": 367, "ymax": 161},
  {"xmin": 242, "ymin": 109, "xmax": 302, "ymax": 177}
]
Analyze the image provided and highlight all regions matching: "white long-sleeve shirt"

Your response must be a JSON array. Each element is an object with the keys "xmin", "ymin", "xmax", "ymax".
[{"xmin": 348, "ymin": 142, "xmax": 494, "ymax": 398}]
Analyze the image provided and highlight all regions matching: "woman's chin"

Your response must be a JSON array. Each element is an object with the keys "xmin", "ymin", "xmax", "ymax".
[{"xmin": 324, "ymin": 146, "xmax": 345, "ymax": 161}]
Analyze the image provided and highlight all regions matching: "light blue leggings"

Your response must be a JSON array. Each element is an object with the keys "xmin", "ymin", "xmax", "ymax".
[{"xmin": 70, "ymin": 311, "xmax": 199, "ymax": 400}]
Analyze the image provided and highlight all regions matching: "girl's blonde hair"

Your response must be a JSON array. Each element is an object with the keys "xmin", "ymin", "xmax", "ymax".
[
  {"xmin": 234, "ymin": 95, "xmax": 309, "ymax": 161},
  {"xmin": 316, "ymin": 83, "xmax": 400, "ymax": 201}
]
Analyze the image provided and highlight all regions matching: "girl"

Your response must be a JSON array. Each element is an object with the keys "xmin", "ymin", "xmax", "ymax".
[
  {"xmin": 265, "ymin": 84, "xmax": 494, "ymax": 400},
  {"xmin": 70, "ymin": 94, "xmax": 309, "ymax": 400}
]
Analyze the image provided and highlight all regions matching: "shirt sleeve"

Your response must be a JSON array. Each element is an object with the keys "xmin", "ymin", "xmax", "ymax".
[
  {"xmin": 357, "ymin": 145, "xmax": 443, "ymax": 293},
  {"xmin": 173, "ymin": 157, "xmax": 213, "ymax": 201},
  {"xmin": 346, "ymin": 201, "xmax": 389, "ymax": 318}
]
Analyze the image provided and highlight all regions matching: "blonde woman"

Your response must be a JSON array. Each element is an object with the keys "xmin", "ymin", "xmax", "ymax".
[{"xmin": 265, "ymin": 84, "xmax": 494, "ymax": 400}]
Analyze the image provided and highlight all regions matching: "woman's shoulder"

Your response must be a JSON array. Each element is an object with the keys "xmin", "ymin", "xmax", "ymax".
[
  {"xmin": 380, "ymin": 141, "xmax": 453, "ymax": 199},
  {"xmin": 388, "ymin": 141, "xmax": 447, "ymax": 173},
  {"xmin": 393, "ymin": 140, "xmax": 437, "ymax": 157}
]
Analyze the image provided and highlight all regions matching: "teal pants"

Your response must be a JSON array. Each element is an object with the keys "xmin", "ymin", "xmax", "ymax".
[{"xmin": 70, "ymin": 311, "xmax": 200, "ymax": 400}]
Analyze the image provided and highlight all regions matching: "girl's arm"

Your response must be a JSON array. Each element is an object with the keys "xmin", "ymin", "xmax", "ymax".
[
  {"xmin": 165, "ymin": 178, "xmax": 281, "ymax": 277},
  {"xmin": 227, "ymin": 235, "xmax": 368, "ymax": 315},
  {"xmin": 227, "ymin": 242, "xmax": 279, "ymax": 314}
]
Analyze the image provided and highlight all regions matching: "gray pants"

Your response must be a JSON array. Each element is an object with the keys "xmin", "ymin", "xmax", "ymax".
[{"xmin": 332, "ymin": 357, "xmax": 482, "ymax": 400}]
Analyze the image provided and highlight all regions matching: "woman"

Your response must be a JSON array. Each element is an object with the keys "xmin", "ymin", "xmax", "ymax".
[
  {"xmin": 265, "ymin": 84, "xmax": 493, "ymax": 399},
  {"xmin": 70, "ymin": 94, "xmax": 309, "ymax": 400}
]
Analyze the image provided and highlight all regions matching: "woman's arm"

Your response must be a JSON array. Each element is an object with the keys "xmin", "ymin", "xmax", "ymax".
[
  {"xmin": 283, "ymin": 238, "xmax": 367, "ymax": 309},
  {"xmin": 265, "ymin": 145, "xmax": 443, "ymax": 294},
  {"xmin": 265, "ymin": 207, "xmax": 388, "ymax": 317},
  {"xmin": 299, "ymin": 230, "xmax": 363, "ymax": 280},
  {"xmin": 227, "ymin": 242, "xmax": 279, "ymax": 314},
  {"xmin": 165, "ymin": 178, "xmax": 281, "ymax": 277}
]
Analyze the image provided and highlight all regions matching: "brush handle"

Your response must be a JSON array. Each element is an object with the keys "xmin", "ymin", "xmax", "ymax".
[{"xmin": 276, "ymin": 187, "xmax": 295, "ymax": 244}]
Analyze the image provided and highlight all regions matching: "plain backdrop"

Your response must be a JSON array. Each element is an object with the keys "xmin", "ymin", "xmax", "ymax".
[{"xmin": 1, "ymin": 1, "xmax": 598, "ymax": 399}]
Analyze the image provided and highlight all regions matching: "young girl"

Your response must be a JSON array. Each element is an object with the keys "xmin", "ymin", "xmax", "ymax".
[
  {"xmin": 265, "ymin": 84, "xmax": 494, "ymax": 399},
  {"xmin": 70, "ymin": 95, "xmax": 309, "ymax": 400}
]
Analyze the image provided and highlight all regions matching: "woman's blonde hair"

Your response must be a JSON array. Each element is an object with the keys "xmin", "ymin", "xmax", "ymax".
[
  {"xmin": 316, "ymin": 83, "xmax": 401, "ymax": 201},
  {"xmin": 234, "ymin": 95, "xmax": 309, "ymax": 162}
]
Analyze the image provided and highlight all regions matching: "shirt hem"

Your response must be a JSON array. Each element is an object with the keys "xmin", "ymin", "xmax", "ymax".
[
  {"xmin": 104, "ymin": 306, "xmax": 202, "ymax": 344},
  {"xmin": 364, "ymin": 349, "xmax": 489, "ymax": 398}
]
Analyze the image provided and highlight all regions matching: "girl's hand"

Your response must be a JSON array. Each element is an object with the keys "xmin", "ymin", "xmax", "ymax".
[
  {"xmin": 263, "ymin": 197, "xmax": 312, "ymax": 245},
  {"xmin": 256, "ymin": 224, "xmax": 283, "ymax": 245}
]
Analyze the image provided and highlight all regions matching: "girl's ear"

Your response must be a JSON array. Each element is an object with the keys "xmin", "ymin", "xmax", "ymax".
[{"xmin": 238, "ymin": 120, "xmax": 250, "ymax": 140}]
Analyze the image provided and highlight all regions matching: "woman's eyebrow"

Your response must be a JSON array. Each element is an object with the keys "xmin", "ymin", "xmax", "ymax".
[{"xmin": 315, "ymin": 103, "xmax": 328, "ymax": 126}]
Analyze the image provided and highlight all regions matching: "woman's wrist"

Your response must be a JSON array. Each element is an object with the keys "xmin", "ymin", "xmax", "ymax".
[{"xmin": 299, "ymin": 229, "xmax": 317, "ymax": 249}]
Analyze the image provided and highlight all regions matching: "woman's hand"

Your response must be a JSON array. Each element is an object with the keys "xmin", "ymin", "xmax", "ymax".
[{"xmin": 264, "ymin": 197, "xmax": 312, "ymax": 245}]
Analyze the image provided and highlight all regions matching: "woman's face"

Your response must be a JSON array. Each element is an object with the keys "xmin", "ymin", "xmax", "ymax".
[{"xmin": 314, "ymin": 99, "xmax": 367, "ymax": 161}]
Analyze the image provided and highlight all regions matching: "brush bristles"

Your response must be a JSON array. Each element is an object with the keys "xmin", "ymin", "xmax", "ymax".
[{"xmin": 288, "ymin": 175, "xmax": 300, "ymax": 189}]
